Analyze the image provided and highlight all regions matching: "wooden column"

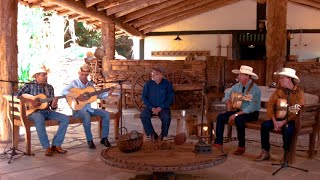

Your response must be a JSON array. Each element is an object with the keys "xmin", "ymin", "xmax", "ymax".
[
  {"xmin": 102, "ymin": 22, "xmax": 115, "ymax": 60},
  {"xmin": 0, "ymin": 0, "xmax": 19, "ymax": 141},
  {"xmin": 265, "ymin": 0, "xmax": 287, "ymax": 85}
]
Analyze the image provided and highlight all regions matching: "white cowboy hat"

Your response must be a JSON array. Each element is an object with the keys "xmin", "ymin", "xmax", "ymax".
[
  {"xmin": 274, "ymin": 67, "xmax": 300, "ymax": 83},
  {"xmin": 78, "ymin": 64, "xmax": 91, "ymax": 75},
  {"xmin": 232, "ymin": 65, "xmax": 259, "ymax": 79},
  {"xmin": 31, "ymin": 65, "xmax": 50, "ymax": 78}
]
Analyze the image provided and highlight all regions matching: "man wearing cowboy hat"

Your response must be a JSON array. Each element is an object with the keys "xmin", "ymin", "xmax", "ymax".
[
  {"xmin": 255, "ymin": 67, "xmax": 304, "ymax": 161},
  {"xmin": 213, "ymin": 65, "xmax": 261, "ymax": 155},
  {"xmin": 140, "ymin": 64, "xmax": 174, "ymax": 142},
  {"xmin": 16, "ymin": 65, "xmax": 69, "ymax": 156},
  {"xmin": 62, "ymin": 65, "xmax": 113, "ymax": 149}
]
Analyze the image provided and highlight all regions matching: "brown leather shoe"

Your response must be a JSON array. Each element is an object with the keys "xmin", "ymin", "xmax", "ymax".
[
  {"xmin": 233, "ymin": 147, "xmax": 245, "ymax": 155},
  {"xmin": 45, "ymin": 147, "xmax": 53, "ymax": 156},
  {"xmin": 255, "ymin": 150, "xmax": 270, "ymax": 161},
  {"xmin": 212, "ymin": 143, "xmax": 223, "ymax": 150},
  {"xmin": 51, "ymin": 146, "xmax": 68, "ymax": 154}
]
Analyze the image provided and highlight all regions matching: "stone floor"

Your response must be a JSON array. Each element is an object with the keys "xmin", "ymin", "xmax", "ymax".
[{"xmin": 0, "ymin": 108, "xmax": 319, "ymax": 180}]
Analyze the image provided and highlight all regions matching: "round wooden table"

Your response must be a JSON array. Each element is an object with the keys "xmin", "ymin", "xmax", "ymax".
[{"xmin": 101, "ymin": 141, "xmax": 227, "ymax": 179}]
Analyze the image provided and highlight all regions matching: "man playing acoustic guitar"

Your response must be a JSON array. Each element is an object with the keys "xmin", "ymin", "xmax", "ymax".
[
  {"xmin": 62, "ymin": 65, "xmax": 113, "ymax": 149},
  {"xmin": 255, "ymin": 67, "xmax": 303, "ymax": 161},
  {"xmin": 16, "ymin": 65, "xmax": 69, "ymax": 156},
  {"xmin": 213, "ymin": 65, "xmax": 261, "ymax": 155}
]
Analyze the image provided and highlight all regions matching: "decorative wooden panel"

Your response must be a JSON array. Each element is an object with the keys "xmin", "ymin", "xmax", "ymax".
[{"xmin": 151, "ymin": 51, "xmax": 210, "ymax": 57}]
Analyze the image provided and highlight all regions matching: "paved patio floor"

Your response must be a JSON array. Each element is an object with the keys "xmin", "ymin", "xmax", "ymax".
[{"xmin": 1, "ymin": 108, "xmax": 319, "ymax": 180}]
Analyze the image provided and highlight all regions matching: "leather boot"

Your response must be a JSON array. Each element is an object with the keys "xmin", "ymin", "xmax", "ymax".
[
  {"xmin": 45, "ymin": 147, "xmax": 53, "ymax": 156},
  {"xmin": 88, "ymin": 141, "xmax": 96, "ymax": 149},
  {"xmin": 100, "ymin": 138, "xmax": 111, "ymax": 147},
  {"xmin": 51, "ymin": 146, "xmax": 68, "ymax": 154},
  {"xmin": 255, "ymin": 150, "xmax": 270, "ymax": 161}
]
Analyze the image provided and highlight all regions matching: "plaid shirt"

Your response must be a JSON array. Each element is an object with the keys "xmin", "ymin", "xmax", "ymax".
[
  {"xmin": 16, "ymin": 80, "xmax": 55, "ymax": 99},
  {"xmin": 267, "ymin": 85, "xmax": 304, "ymax": 121}
]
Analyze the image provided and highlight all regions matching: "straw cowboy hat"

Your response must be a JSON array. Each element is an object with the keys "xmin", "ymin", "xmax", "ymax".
[
  {"xmin": 31, "ymin": 65, "xmax": 50, "ymax": 78},
  {"xmin": 274, "ymin": 67, "xmax": 300, "ymax": 83},
  {"xmin": 78, "ymin": 65, "xmax": 91, "ymax": 74},
  {"xmin": 232, "ymin": 65, "xmax": 259, "ymax": 79}
]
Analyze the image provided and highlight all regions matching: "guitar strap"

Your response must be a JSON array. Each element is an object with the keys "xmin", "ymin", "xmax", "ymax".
[{"xmin": 245, "ymin": 82, "xmax": 254, "ymax": 95}]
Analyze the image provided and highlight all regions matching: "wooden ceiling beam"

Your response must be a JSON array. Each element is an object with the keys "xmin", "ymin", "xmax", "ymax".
[
  {"xmin": 43, "ymin": 5, "xmax": 60, "ymax": 11},
  {"xmin": 143, "ymin": 0, "xmax": 240, "ymax": 34},
  {"xmin": 30, "ymin": 0, "xmax": 44, "ymax": 8},
  {"xmin": 122, "ymin": 0, "xmax": 184, "ymax": 23},
  {"xmin": 44, "ymin": 0, "xmax": 143, "ymax": 36},
  {"xmin": 97, "ymin": 0, "xmax": 136, "ymax": 11},
  {"xmin": 85, "ymin": 0, "xmax": 105, "ymax": 7},
  {"xmin": 290, "ymin": 0, "xmax": 320, "ymax": 9},
  {"xmin": 107, "ymin": 0, "xmax": 164, "ymax": 16},
  {"xmin": 57, "ymin": 10, "xmax": 71, "ymax": 16},
  {"xmin": 132, "ymin": 0, "xmax": 212, "ymax": 28},
  {"xmin": 68, "ymin": 14, "xmax": 81, "ymax": 19},
  {"xmin": 114, "ymin": 0, "xmax": 170, "ymax": 18}
]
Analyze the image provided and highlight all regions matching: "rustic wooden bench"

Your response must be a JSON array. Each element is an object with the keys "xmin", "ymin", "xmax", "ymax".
[
  {"xmin": 205, "ymin": 86, "xmax": 320, "ymax": 164},
  {"xmin": 5, "ymin": 95, "xmax": 121, "ymax": 155}
]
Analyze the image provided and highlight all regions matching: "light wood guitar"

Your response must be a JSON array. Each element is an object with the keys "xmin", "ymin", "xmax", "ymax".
[
  {"xmin": 229, "ymin": 92, "xmax": 252, "ymax": 110},
  {"xmin": 276, "ymin": 98, "xmax": 301, "ymax": 119},
  {"xmin": 21, "ymin": 94, "xmax": 66, "ymax": 116},
  {"xmin": 66, "ymin": 86, "xmax": 113, "ymax": 111}
]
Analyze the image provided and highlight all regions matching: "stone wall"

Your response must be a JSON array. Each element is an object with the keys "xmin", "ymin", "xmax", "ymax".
[
  {"xmin": 286, "ymin": 61, "xmax": 320, "ymax": 98},
  {"xmin": 102, "ymin": 59, "xmax": 207, "ymax": 109}
]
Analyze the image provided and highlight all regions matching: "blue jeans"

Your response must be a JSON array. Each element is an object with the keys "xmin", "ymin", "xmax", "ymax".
[
  {"xmin": 260, "ymin": 119, "xmax": 295, "ymax": 152},
  {"xmin": 140, "ymin": 108, "xmax": 171, "ymax": 136},
  {"xmin": 73, "ymin": 109, "xmax": 110, "ymax": 141},
  {"xmin": 214, "ymin": 110, "xmax": 259, "ymax": 147},
  {"xmin": 28, "ymin": 110, "xmax": 69, "ymax": 149}
]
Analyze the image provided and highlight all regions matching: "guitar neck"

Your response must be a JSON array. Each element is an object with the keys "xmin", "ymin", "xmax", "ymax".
[
  {"xmin": 40, "ymin": 95, "xmax": 66, "ymax": 103},
  {"xmin": 86, "ymin": 88, "xmax": 110, "ymax": 98}
]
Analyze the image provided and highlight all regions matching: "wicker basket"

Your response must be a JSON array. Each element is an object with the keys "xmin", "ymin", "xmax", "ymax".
[{"xmin": 117, "ymin": 130, "xmax": 143, "ymax": 153}]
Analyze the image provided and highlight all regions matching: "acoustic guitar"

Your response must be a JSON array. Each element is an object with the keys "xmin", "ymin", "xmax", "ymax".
[
  {"xmin": 229, "ymin": 92, "xmax": 252, "ymax": 110},
  {"xmin": 21, "ymin": 94, "xmax": 66, "ymax": 116},
  {"xmin": 275, "ymin": 98, "xmax": 301, "ymax": 119},
  {"xmin": 66, "ymin": 86, "xmax": 113, "ymax": 111}
]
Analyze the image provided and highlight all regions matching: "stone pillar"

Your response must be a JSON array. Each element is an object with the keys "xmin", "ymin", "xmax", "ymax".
[
  {"xmin": 0, "ymin": 0, "xmax": 18, "ymax": 142},
  {"xmin": 265, "ymin": 0, "xmax": 288, "ymax": 85}
]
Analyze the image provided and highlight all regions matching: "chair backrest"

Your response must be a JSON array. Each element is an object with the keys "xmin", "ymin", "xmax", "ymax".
[
  {"xmin": 3, "ymin": 95, "xmax": 29, "ymax": 127},
  {"xmin": 304, "ymin": 93, "xmax": 319, "ymax": 105},
  {"xmin": 97, "ymin": 93, "xmax": 121, "ymax": 114}
]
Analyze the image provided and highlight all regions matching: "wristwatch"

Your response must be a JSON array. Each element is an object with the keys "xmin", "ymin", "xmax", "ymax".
[{"xmin": 234, "ymin": 113, "xmax": 239, "ymax": 117}]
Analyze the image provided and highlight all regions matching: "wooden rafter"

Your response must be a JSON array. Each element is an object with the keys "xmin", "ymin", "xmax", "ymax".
[
  {"xmin": 132, "ymin": 0, "xmax": 214, "ymax": 28},
  {"xmin": 43, "ymin": 5, "xmax": 60, "ymax": 11},
  {"xmin": 44, "ymin": 0, "xmax": 143, "ymax": 36},
  {"xmin": 114, "ymin": 0, "xmax": 170, "ymax": 18},
  {"xmin": 107, "ymin": 0, "xmax": 165, "ymax": 16},
  {"xmin": 30, "ymin": 0, "xmax": 44, "ymax": 8},
  {"xmin": 122, "ymin": 0, "xmax": 184, "ymax": 23},
  {"xmin": 68, "ymin": 14, "xmax": 81, "ymax": 19},
  {"xmin": 290, "ymin": 0, "xmax": 320, "ymax": 9},
  {"xmin": 85, "ymin": 0, "xmax": 105, "ymax": 7},
  {"xmin": 57, "ymin": 10, "xmax": 72, "ymax": 16},
  {"xmin": 97, "ymin": 0, "xmax": 136, "ymax": 11},
  {"xmin": 143, "ymin": 0, "xmax": 240, "ymax": 34}
]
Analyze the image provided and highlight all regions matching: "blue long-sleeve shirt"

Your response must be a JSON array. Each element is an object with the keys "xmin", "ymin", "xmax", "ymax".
[
  {"xmin": 224, "ymin": 79, "xmax": 261, "ymax": 114},
  {"xmin": 61, "ymin": 79, "xmax": 108, "ymax": 112},
  {"xmin": 142, "ymin": 78, "xmax": 174, "ymax": 111}
]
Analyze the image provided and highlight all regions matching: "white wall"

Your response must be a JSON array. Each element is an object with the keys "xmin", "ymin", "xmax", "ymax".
[
  {"xmin": 287, "ymin": 3, "xmax": 320, "ymax": 60},
  {"xmin": 142, "ymin": 0, "xmax": 256, "ymax": 60},
  {"xmin": 135, "ymin": 0, "xmax": 320, "ymax": 61}
]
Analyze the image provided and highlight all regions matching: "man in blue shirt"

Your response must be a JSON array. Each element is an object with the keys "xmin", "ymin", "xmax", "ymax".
[
  {"xmin": 62, "ymin": 65, "xmax": 113, "ymax": 149},
  {"xmin": 140, "ymin": 65, "xmax": 175, "ymax": 142},
  {"xmin": 213, "ymin": 65, "xmax": 261, "ymax": 155}
]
